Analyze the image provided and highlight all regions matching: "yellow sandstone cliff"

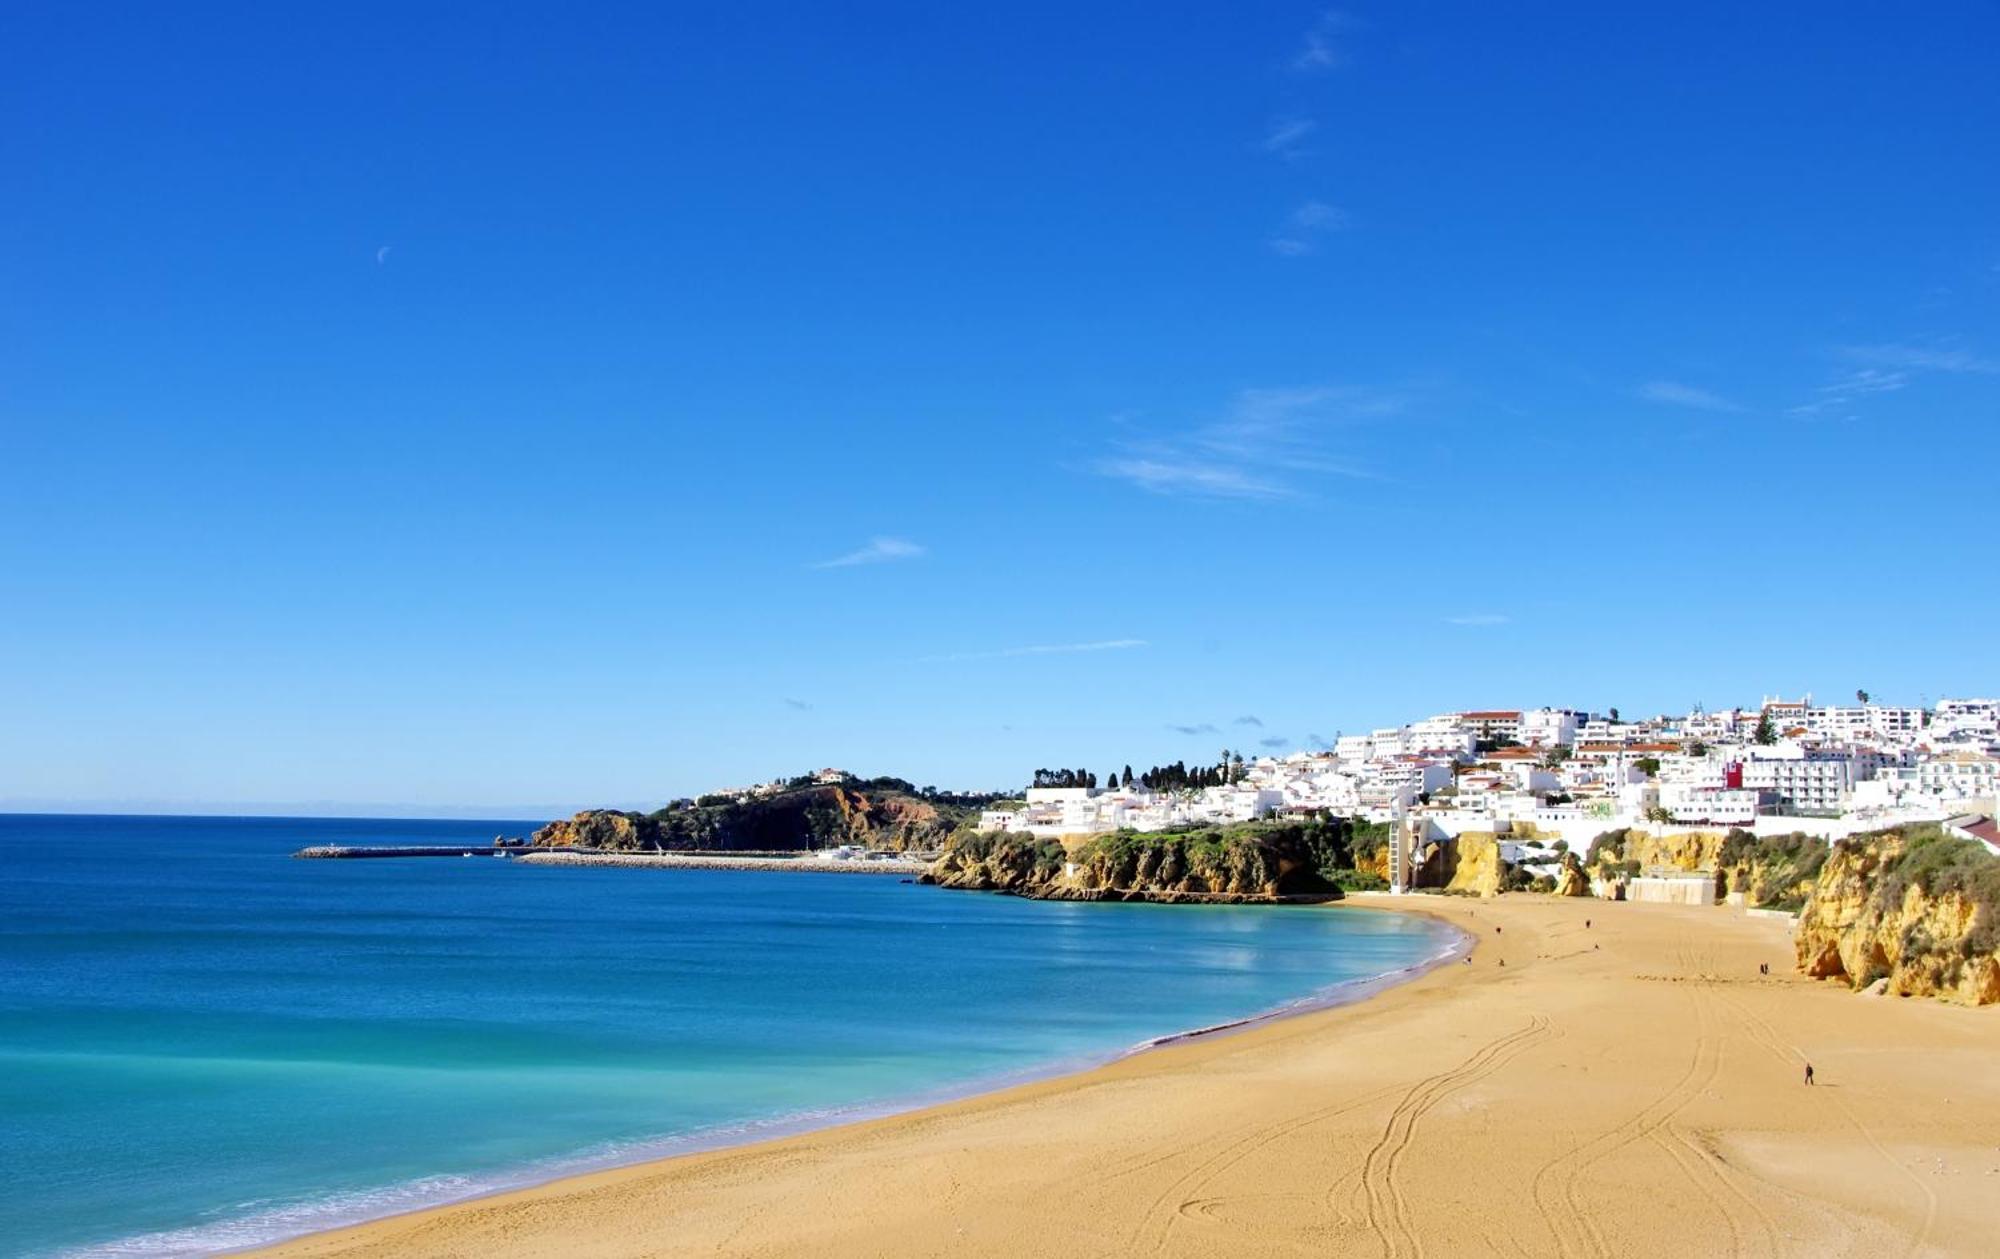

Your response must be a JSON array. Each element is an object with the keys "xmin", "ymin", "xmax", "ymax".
[{"xmin": 1794, "ymin": 828, "xmax": 2000, "ymax": 1007}]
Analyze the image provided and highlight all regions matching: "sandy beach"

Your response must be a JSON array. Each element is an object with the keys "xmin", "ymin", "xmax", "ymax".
[{"xmin": 258, "ymin": 894, "xmax": 1999, "ymax": 1258}]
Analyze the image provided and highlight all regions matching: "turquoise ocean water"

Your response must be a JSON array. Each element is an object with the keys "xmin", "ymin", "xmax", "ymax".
[{"xmin": 0, "ymin": 814, "xmax": 1458, "ymax": 1257}]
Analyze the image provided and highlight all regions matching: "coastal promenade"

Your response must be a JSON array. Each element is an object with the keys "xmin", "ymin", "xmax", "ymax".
[{"xmin": 258, "ymin": 896, "xmax": 1999, "ymax": 1258}]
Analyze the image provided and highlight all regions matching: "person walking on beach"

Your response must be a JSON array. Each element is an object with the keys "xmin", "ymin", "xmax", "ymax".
[{"xmin": 1804, "ymin": 1063, "xmax": 1815, "ymax": 1086}]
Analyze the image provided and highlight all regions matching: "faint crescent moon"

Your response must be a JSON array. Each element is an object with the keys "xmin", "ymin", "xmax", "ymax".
[{"xmin": 375, "ymin": 246, "xmax": 392, "ymax": 264}]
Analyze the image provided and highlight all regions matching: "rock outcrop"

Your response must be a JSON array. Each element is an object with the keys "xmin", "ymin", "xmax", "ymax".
[
  {"xmin": 924, "ymin": 828, "xmax": 1340, "ymax": 903},
  {"xmin": 1794, "ymin": 827, "xmax": 1999, "ymax": 1007},
  {"xmin": 1553, "ymin": 852, "xmax": 1590, "ymax": 897}
]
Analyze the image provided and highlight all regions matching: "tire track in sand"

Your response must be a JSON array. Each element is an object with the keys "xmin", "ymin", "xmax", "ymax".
[
  {"xmin": 1528, "ymin": 941, "xmax": 1729, "ymax": 1258},
  {"xmin": 1354, "ymin": 1015, "xmax": 1554, "ymax": 1259},
  {"xmin": 1123, "ymin": 1081, "xmax": 1407, "ymax": 1253}
]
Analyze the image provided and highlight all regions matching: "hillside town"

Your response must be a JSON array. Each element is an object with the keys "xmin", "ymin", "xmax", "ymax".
[{"xmin": 972, "ymin": 696, "xmax": 2000, "ymax": 857}]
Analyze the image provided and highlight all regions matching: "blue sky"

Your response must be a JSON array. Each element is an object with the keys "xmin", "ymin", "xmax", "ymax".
[{"xmin": 4, "ymin": 3, "xmax": 1998, "ymax": 815}]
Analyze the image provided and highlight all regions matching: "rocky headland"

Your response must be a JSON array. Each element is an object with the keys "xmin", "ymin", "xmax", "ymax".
[{"xmin": 532, "ymin": 777, "xmax": 998, "ymax": 854}]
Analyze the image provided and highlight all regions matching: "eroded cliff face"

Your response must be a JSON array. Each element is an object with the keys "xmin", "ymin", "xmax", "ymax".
[
  {"xmin": 924, "ymin": 830, "xmax": 1334, "ymax": 903},
  {"xmin": 1440, "ymin": 832, "xmax": 1502, "ymax": 896},
  {"xmin": 1795, "ymin": 830, "xmax": 2000, "ymax": 1007},
  {"xmin": 534, "ymin": 811, "xmax": 645, "ymax": 849},
  {"xmin": 533, "ymin": 785, "xmax": 960, "ymax": 853},
  {"xmin": 1622, "ymin": 829, "xmax": 1728, "ymax": 872}
]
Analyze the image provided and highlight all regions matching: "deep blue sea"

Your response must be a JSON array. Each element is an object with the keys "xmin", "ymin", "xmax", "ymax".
[{"xmin": 0, "ymin": 814, "xmax": 1457, "ymax": 1257}]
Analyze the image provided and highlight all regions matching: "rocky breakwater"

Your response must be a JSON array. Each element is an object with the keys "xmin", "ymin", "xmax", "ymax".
[
  {"xmin": 1794, "ymin": 825, "xmax": 2000, "ymax": 1007},
  {"xmin": 923, "ymin": 826, "xmax": 1342, "ymax": 904}
]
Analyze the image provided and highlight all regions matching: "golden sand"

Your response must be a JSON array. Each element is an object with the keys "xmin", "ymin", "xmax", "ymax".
[{"xmin": 259, "ymin": 895, "xmax": 1998, "ymax": 1258}]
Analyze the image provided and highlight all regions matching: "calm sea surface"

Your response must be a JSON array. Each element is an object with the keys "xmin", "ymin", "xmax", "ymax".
[{"xmin": 0, "ymin": 814, "xmax": 1456, "ymax": 1257}]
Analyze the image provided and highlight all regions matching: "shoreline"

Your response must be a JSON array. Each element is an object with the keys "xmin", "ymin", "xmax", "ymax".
[
  {"xmin": 165, "ymin": 904, "xmax": 1464, "ymax": 1257},
  {"xmin": 256, "ymin": 894, "xmax": 1996, "ymax": 1258}
]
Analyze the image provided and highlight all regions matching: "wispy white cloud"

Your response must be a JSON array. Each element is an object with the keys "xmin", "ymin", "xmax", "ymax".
[
  {"xmin": 782, "ymin": 697, "xmax": 813, "ymax": 711},
  {"xmin": 1269, "ymin": 199, "xmax": 1349, "ymax": 256},
  {"xmin": 812, "ymin": 536, "xmax": 926, "ymax": 569},
  {"xmin": 1293, "ymin": 9, "xmax": 1359, "ymax": 71},
  {"xmin": 1638, "ymin": 380, "xmax": 1741, "ymax": 412},
  {"xmin": 1258, "ymin": 735, "xmax": 1289, "ymax": 749},
  {"xmin": 1234, "ymin": 715, "xmax": 1264, "ymax": 728},
  {"xmin": 1841, "ymin": 343, "xmax": 2000, "ymax": 375},
  {"xmin": 1444, "ymin": 613, "xmax": 1510, "ymax": 627},
  {"xmin": 1093, "ymin": 385, "xmax": 1397, "ymax": 501},
  {"xmin": 1822, "ymin": 368, "xmax": 1909, "ymax": 396},
  {"xmin": 1788, "ymin": 366, "xmax": 1911, "ymax": 419},
  {"xmin": 1169, "ymin": 722, "xmax": 1220, "ymax": 736},
  {"xmin": 1095, "ymin": 457, "xmax": 1292, "ymax": 500},
  {"xmin": 1791, "ymin": 341, "xmax": 1994, "ymax": 420},
  {"xmin": 1260, "ymin": 115, "xmax": 1316, "ymax": 159},
  {"xmin": 921, "ymin": 638, "xmax": 1148, "ymax": 664}
]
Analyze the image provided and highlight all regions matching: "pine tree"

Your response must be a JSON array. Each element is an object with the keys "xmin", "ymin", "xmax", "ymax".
[{"xmin": 1754, "ymin": 709, "xmax": 1777, "ymax": 745}]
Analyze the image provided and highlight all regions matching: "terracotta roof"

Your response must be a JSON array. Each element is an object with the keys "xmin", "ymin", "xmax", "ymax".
[{"xmin": 1461, "ymin": 710, "xmax": 1522, "ymax": 720}]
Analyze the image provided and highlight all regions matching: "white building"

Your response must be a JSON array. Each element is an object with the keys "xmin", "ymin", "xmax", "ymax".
[
  {"xmin": 1519, "ymin": 707, "xmax": 1583, "ymax": 748},
  {"xmin": 1460, "ymin": 710, "xmax": 1523, "ymax": 744},
  {"xmin": 1658, "ymin": 782, "xmax": 1767, "ymax": 825},
  {"xmin": 1805, "ymin": 704, "xmax": 1925, "ymax": 741},
  {"xmin": 1918, "ymin": 753, "xmax": 2000, "ymax": 801},
  {"xmin": 1739, "ymin": 753, "xmax": 1861, "ymax": 815}
]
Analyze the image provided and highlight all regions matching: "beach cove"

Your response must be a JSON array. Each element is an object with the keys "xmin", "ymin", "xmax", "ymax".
[
  {"xmin": 261, "ymin": 894, "xmax": 2000, "ymax": 1259},
  {"xmin": 0, "ymin": 815, "xmax": 1453, "ymax": 1257}
]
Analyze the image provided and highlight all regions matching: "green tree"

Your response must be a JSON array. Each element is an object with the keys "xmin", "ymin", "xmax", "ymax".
[
  {"xmin": 1634, "ymin": 756, "xmax": 1661, "ymax": 778},
  {"xmin": 1856, "ymin": 688, "xmax": 1871, "ymax": 704},
  {"xmin": 1754, "ymin": 709, "xmax": 1777, "ymax": 745}
]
